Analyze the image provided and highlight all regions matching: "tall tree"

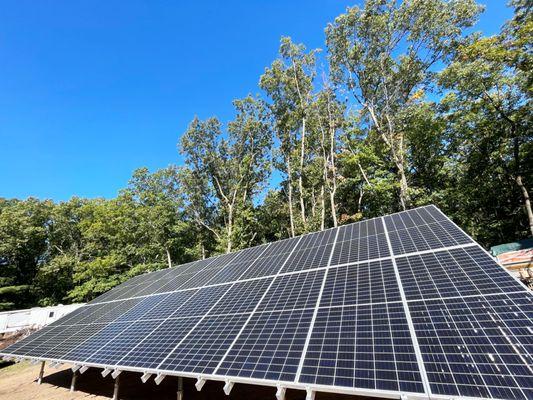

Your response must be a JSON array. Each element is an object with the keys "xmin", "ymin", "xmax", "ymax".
[
  {"xmin": 180, "ymin": 96, "xmax": 272, "ymax": 253},
  {"xmin": 440, "ymin": 0, "xmax": 533, "ymax": 237},
  {"xmin": 122, "ymin": 167, "xmax": 193, "ymax": 267},
  {"xmin": 326, "ymin": 0, "xmax": 482, "ymax": 210},
  {"xmin": 0, "ymin": 198, "xmax": 52, "ymax": 310},
  {"xmin": 260, "ymin": 37, "xmax": 318, "ymax": 234}
]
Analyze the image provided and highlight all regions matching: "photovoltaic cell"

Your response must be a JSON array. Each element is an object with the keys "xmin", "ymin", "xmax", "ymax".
[
  {"xmin": 217, "ymin": 308, "xmax": 314, "ymax": 381},
  {"xmin": 61, "ymin": 323, "xmax": 129, "ymax": 361},
  {"xmin": 387, "ymin": 219, "xmax": 472, "ymax": 255},
  {"xmin": 409, "ymin": 293, "xmax": 533, "ymax": 399},
  {"xmin": 239, "ymin": 238, "xmax": 297, "ymax": 279},
  {"xmin": 85, "ymin": 319, "xmax": 164, "ymax": 365},
  {"xmin": 176, "ymin": 285, "xmax": 232, "ymax": 317},
  {"xmin": 330, "ymin": 233, "xmax": 390, "ymax": 266},
  {"xmin": 396, "ymin": 247, "xmax": 527, "ymax": 301},
  {"xmin": 255, "ymin": 270, "xmax": 325, "ymax": 312},
  {"xmin": 320, "ymin": 259, "xmax": 401, "ymax": 308},
  {"xmin": 115, "ymin": 294, "xmax": 169, "ymax": 322},
  {"xmin": 2, "ymin": 205, "xmax": 532, "ymax": 400},
  {"xmin": 138, "ymin": 290, "xmax": 196, "ymax": 320},
  {"xmin": 120, "ymin": 317, "xmax": 200, "ymax": 370},
  {"xmin": 209, "ymin": 278, "xmax": 273, "ymax": 315},
  {"xmin": 299, "ymin": 304, "xmax": 424, "ymax": 393},
  {"xmin": 159, "ymin": 313, "xmax": 250, "ymax": 374},
  {"xmin": 7, "ymin": 326, "xmax": 64, "ymax": 356}
]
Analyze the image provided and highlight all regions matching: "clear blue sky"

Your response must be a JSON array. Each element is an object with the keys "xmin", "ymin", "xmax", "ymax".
[{"xmin": 0, "ymin": 0, "xmax": 512, "ymax": 201}]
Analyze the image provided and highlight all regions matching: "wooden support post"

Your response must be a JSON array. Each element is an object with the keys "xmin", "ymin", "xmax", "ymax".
[
  {"xmin": 113, "ymin": 374, "xmax": 120, "ymax": 400},
  {"xmin": 37, "ymin": 361, "xmax": 45, "ymax": 384},
  {"xmin": 177, "ymin": 376, "xmax": 183, "ymax": 400},
  {"xmin": 70, "ymin": 370, "xmax": 78, "ymax": 392}
]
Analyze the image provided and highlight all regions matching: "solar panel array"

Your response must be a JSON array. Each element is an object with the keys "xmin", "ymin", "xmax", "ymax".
[{"xmin": 2, "ymin": 205, "xmax": 532, "ymax": 400}]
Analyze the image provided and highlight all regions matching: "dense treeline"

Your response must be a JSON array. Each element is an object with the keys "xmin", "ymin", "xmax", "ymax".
[{"xmin": 0, "ymin": 0, "xmax": 531, "ymax": 310}]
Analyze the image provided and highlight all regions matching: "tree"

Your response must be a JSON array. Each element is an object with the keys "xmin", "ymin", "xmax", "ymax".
[
  {"xmin": 440, "ymin": 0, "xmax": 533, "ymax": 237},
  {"xmin": 260, "ymin": 37, "xmax": 319, "ymax": 234},
  {"xmin": 0, "ymin": 198, "xmax": 52, "ymax": 310},
  {"xmin": 180, "ymin": 96, "xmax": 272, "ymax": 253},
  {"xmin": 122, "ymin": 167, "xmax": 193, "ymax": 267},
  {"xmin": 326, "ymin": 0, "xmax": 482, "ymax": 210}
]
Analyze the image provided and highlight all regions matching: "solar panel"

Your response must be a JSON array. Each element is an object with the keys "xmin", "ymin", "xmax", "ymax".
[{"xmin": 2, "ymin": 205, "xmax": 532, "ymax": 400}]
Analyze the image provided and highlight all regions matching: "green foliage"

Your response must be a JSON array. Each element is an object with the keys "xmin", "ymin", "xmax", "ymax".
[{"xmin": 0, "ymin": 0, "xmax": 531, "ymax": 309}]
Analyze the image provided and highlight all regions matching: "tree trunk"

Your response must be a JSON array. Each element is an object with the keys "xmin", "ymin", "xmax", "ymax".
[
  {"xmin": 226, "ymin": 206, "xmax": 233, "ymax": 253},
  {"xmin": 329, "ymin": 126, "xmax": 338, "ymax": 227},
  {"xmin": 165, "ymin": 248, "xmax": 172, "ymax": 269},
  {"xmin": 287, "ymin": 156, "xmax": 296, "ymax": 237},
  {"xmin": 299, "ymin": 118, "xmax": 307, "ymax": 227},
  {"xmin": 320, "ymin": 185, "xmax": 326, "ymax": 231},
  {"xmin": 398, "ymin": 161, "xmax": 409, "ymax": 211},
  {"xmin": 311, "ymin": 188, "xmax": 315, "ymax": 218},
  {"xmin": 516, "ymin": 175, "xmax": 533, "ymax": 237}
]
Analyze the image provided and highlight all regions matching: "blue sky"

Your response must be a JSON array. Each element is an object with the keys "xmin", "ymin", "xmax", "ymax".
[{"xmin": 0, "ymin": 1, "xmax": 512, "ymax": 201}]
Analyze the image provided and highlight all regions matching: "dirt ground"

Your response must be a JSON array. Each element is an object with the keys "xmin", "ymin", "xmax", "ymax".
[{"xmin": 0, "ymin": 362, "xmax": 366, "ymax": 400}]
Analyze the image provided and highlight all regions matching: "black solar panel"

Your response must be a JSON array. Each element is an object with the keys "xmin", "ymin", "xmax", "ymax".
[{"xmin": 2, "ymin": 205, "xmax": 532, "ymax": 400}]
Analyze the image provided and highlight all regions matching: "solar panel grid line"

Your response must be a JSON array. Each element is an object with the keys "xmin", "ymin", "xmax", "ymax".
[
  {"xmin": 204, "ymin": 243, "xmax": 272, "ymax": 286},
  {"xmin": 4, "ymin": 205, "xmax": 532, "ymax": 400},
  {"xmin": 392, "ymin": 242, "xmax": 476, "ymax": 260},
  {"xmin": 381, "ymin": 216, "xmax": 432, "ymax": 396},
  {"xmin": 80, "ymin": 243, "xmax": 481, "ymax": 309},
  {"xmin": 404, "ymin": 289, "xmax": 531, "ymax": 305},
  {"xmin": 294, "ymin": 226, "xmax": 340, "ymax": 382},
  {"xmin": 63, "ymin": 285, "xmax": 233, "ymax": 368},
  {"xmin": 410, "ymin": 296, "xmax": 531, "ymax": 399},
  {"xmin": 12, "ymin": 297, "xmax": 146, "ymax": 360},
  {"xmin": 215, "ymin": 308, "xmax": 314, "ymax": 381},
  {"xmin": 152, "ymin": 281, "xmax": 250, "ymax": 371},
  {"xmin": 211, "ymin": 235, "xmax": 305, "ymax": 375},
  {"xmin": 434, "ymin": 299, "xmax": 526, "ymax": 399},
  {"xmin": 108, "ymin": 257, "xmax": 223, "ymax": 301},
  {"xmin": 436, "ymin": 206, "xmax": 529, "ymax": 291},
  {"xmin": 88, "ymin": 247, "xmax": 267, "ymax": 306},
  {"xmin": 377, "ymin": 259, "xmax": 401, "ymax": 390}
]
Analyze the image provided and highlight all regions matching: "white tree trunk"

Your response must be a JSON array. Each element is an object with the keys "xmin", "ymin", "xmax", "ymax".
[
  {"xmin": 299, "ymin": 118, "xmax": 307, "ymax": 226},
  {"xmin": 166, "ymin": 248, "xmax": 172, "ymax": 269},
  {"xmin": 516, "ymin": 175, "xmax": 533, "ymax": 237},
  {"xmin": 287, "ymin": 156, "xmax": 296, "ymax": 237}
]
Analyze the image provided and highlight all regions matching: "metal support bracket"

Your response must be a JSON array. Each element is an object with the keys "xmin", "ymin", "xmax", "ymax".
[
  {"xmin": 79, "ymin": 366, "xmax": 89, "ymax": 374},
  {"xmin": 195, "ymin": 377, "xmax": 206, "ymax": 391},
  {"xmin": 305, "ymin": 387, "xmax": 315, "ymax": 400},
  {"xmin": 154, "ymin": 373, "xmax": 166, "ymax": 385},
  {"xmin": 177, "ymin": 376, "xmax": 184, "ymax": 400},
  {"xmin": 37, "ymin": 361, "xmax": 45, "ymax": 385},
  {"xmin": 140, "ymin": 372, "xmax": 152, "ymax": 383},
  {"xmin": 71, "ymin": 364, "xmax": 81, "ymax": 372},
  {"xmin": 30, "ymin": 359, "xmax": 40, "ymax": 365},
  {"xmin": 223, "ymin": 380, "xmax": 234, "ymax": 395},
  {"xmin": 111, "ymin": 369, "xmax": 122, "ymax": 379},
  {"xmin": 101, "ymin": 367, "xmax": 113, "ymax": 377},
  {"xmin": 70, "ymin": 370, "xmax": 78, "ymax": 392},
  {"xmin": 276, "ymin": 385, "xmax": 286, "ymax": 400},
  {"xmin": 113, "ymin": 374, "xmax": 120, "ymax": 400}
]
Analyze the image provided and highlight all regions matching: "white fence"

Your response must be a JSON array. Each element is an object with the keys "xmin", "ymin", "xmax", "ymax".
[{"xmin": 0, "ymin": 304, "xmax": 84, "ymax": 334}]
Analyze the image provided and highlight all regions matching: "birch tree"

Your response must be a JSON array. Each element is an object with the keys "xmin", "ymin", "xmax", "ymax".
[
  {"xmin": 260, "ymin": 37, "xmax": 318, "ymax": 234},
  {"xmin": 326, "ymin": 0, "xmax": 482, "ymax": 210},
  {"xmin": 180, "ymin": 96, "xmax": 272, "ymax": 252}
]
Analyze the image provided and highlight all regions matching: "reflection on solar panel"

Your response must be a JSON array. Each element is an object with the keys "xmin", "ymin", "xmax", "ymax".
[{"xmin": 2, "ymin": 205, "xmax": 532, "ymax": 400}]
